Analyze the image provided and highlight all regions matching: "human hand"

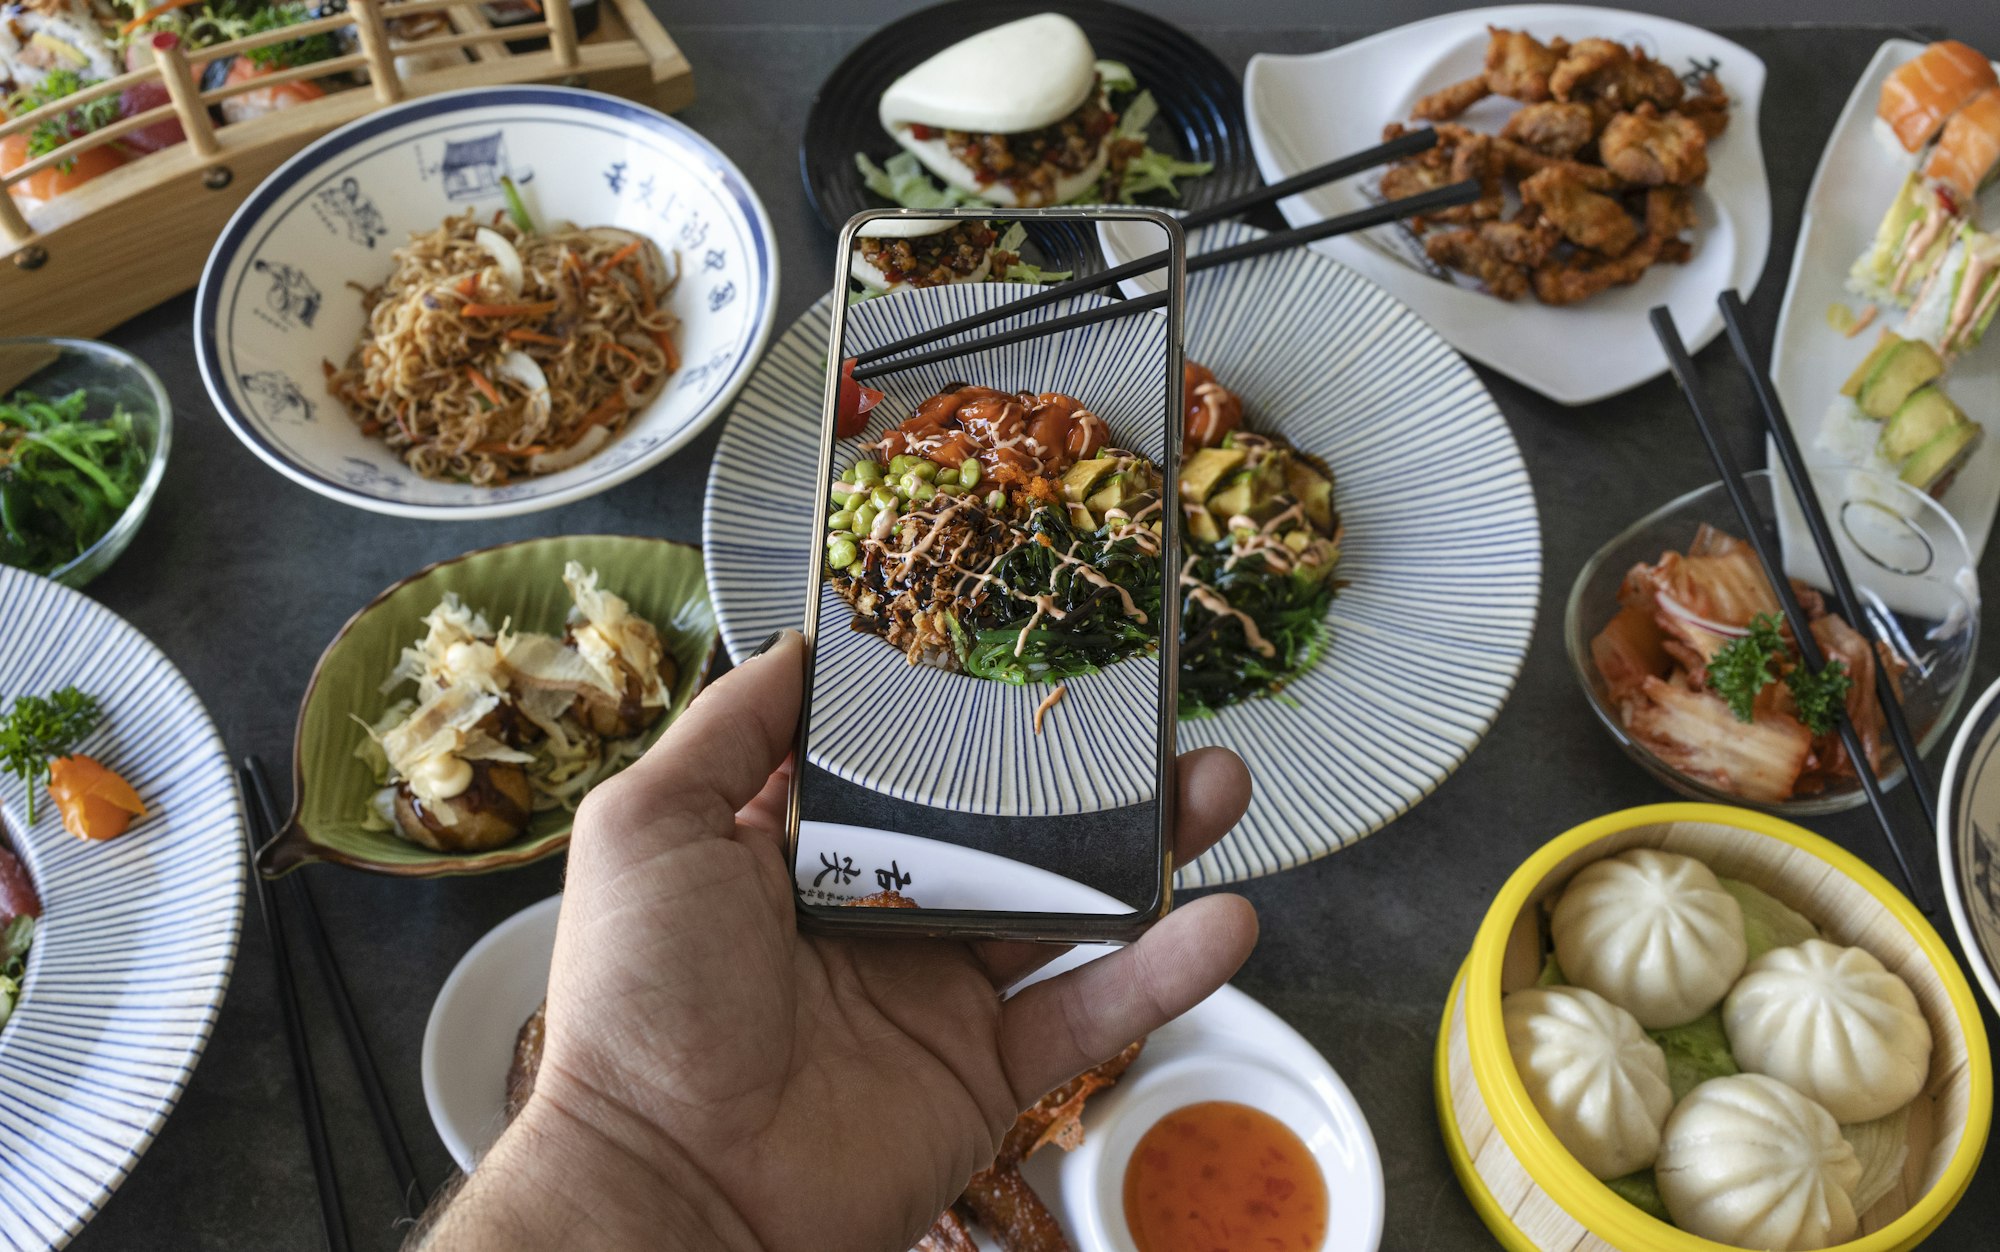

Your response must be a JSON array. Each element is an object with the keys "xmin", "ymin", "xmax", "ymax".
[{"xmin": 420, "ymin": 631, "xmax": 1257, "ymax": 1252}]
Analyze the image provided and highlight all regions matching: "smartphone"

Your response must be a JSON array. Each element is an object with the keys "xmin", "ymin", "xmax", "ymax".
[{"xmin": 787, "ymin": 206, "xmax": 1186, "ymax": 944}]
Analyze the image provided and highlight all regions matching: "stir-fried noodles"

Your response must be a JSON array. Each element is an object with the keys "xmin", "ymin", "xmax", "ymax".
[{"xmin": 327, "ymin": 209, "xmax": 680, "ymax": 485}]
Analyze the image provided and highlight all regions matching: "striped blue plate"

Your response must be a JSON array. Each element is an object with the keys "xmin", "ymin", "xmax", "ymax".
[
  {"xmin": 704, "ymin": 223, "xmax": 1541, "ymax": 884},
  {"xmin": 0, "ymin": 568, "xmax": 244, "ymax": 1250}
]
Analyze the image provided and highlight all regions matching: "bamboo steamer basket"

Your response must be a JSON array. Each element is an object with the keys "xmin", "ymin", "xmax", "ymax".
[
  {"xmin": 1436, "ymin": 802, "xmax": 1991, "ymax": 1252},
  {"xmin": 0, "ymin": 0, "xmax": 694, "ymax": 338}
]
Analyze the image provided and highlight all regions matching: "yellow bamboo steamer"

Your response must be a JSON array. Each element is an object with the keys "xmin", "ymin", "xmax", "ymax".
[{"xmin": 1435, "ymin": 803, "xmax": 1991, "ymax": 1251}]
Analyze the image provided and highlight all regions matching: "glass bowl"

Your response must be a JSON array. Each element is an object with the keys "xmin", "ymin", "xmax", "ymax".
[
  {"xmin": 0, "ymin": 337, "xmax": 171, "ymax": 588},
  {"xmin": 1565, "ymin": 467, "xmax": 1980, "ymax": 815}
]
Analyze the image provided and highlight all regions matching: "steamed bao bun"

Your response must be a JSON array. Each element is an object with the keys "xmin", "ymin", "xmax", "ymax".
[
  {"xmin": 1724, "ymin": 938, "xmax": 1933, "ymax": 1124},
  {"xmin": 1552, "ymin": 848, "xmax": 1748, "ymax": 1029},
  {"xmin": 1503, "ymin": 986, "xmax": 1673, "ymax": 1179},
  {"xmin": 1655, "ymin": 1073, "xmax": 1862, "ymax": 1251}
]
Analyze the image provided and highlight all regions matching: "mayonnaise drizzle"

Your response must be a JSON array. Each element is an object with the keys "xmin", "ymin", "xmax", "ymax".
[{"xmin": 1180, "ymin": 555, "xmax": 1277, "ymax": 657}]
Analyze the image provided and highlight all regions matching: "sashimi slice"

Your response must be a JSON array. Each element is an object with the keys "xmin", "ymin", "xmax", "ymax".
[{"xmin": 1923, "ymin": 84, "xmax": 2000, "ymax": 204}]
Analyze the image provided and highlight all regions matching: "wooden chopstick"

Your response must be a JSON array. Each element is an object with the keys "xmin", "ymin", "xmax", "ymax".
[
  {"xmin": 1714, "ymin": 291, "xmax": 1941, "ymax": 836},
  {"xmin": 245, "ymin": 755, "xmax": 430, "ymax": 1221},
  {"xmin": 238, "ymin": 764, "xmax": 351, "ymax": 1252},
  {"xmin": 850, "ymin": 179, "xmax": 1482, "ymax": 383},
  {"xmin": 850, "ymin": 127, "xmax": 1445, "ymax": 371},
  {"xmin": 1649, "ymin": 308, "xmax": 1933, "ymax": 909}
]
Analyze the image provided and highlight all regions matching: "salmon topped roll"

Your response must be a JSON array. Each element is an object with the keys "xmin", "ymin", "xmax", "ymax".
[
  {"xmin": 1878, "ymin": 40, "xmax": 1997, "ymax": 152},
  {"xmin": 1923, "ymin": 84, "xmax": 2000, "ymax": 205}
]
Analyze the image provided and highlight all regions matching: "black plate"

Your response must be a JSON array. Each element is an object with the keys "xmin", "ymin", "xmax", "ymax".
[{"xmin": 800, "ymin": 0, "xmax": 1258, "ymax": 279}]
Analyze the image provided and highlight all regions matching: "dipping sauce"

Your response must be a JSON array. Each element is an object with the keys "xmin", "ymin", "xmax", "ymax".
[{"xmin": 1123, "ymin": 1100, "xmax": 1328, "ymax": 1252}]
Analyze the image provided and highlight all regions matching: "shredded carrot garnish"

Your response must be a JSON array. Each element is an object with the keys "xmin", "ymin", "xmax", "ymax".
[
  {"xmin": 455, "ymin": 274, "xmax": 481, "ymax": 298},
  {"xmin": 652, "ymin": 329, "xmax": 680, "ymax": 372},
  {"xmin": 120, "ymin": 0, "xmax": 201, "ymax": 34},
  {"xmin": 461, "ymin": 300, "xmax": 558, "ymax": 318},
  {"xmin": 505, "ymin": 329, "xmax": 565, "ymax": 345},
  {"xmin": 466, "ymin": 366, "xmax": 503, "ymax": 408},
  {"xmin": 635, "ymin": 265, "xmax": 654, "ymax": 310},
  {"xmin": 598, "ymin": 240, "xmax": 644, "ymax": 274},
  {"xmin": 1033, "ymin": 685, "xmax": 1067, "ymax": 735},
  {"xmin": 579, "ymin": 394, "xmax": 628, "ymax": 431},
  {"xmin": 605, "ymin": 342, "xmax": 645, "ymax": 369}
]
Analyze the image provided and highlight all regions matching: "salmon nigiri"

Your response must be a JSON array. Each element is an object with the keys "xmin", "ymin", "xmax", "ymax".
[
  {"xmin": 1924, "ymin": 84, "xmax": 2000, "ymax": 205},
  {"xmin": 1879, "ymin": 40, "xmax": 1997, "ymax": 152}
]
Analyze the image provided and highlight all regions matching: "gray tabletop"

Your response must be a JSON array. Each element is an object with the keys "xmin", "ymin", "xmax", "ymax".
[{"xmin": 65, "ymin": 10, "xmax": 2000, "ymax": 1251}]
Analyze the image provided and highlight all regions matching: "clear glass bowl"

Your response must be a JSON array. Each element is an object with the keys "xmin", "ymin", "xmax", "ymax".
[
  {"xmin": 1565, "ymin": 467, "xmax": 1980, "ymax": 815},
  {"xmin": 0, "ymin": 337, "xmax": 171, "ymax": 588}
]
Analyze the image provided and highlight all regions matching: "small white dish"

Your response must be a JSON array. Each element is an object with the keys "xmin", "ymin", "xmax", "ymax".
[
  {"xmin": 422, "ymin": 829, "xmax": 1384, "ymax": 1252},
  {"xmin": 1937, "ymin": 675, "xmax": 2000, "ymax": 1016},
  {"xmin": 1767, "ymin": 39, "xmax": 2000, "ymax": 557},
  {"xmin": 196, "ymin": 86, "xmax": 779, "ymax": 520},
  {"xmin": 1239, "ymin": 4, "xmax": 1771, "ymax": 406}
]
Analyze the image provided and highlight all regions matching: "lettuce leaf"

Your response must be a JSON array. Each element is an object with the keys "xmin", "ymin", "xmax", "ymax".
[
  {"xmin": 1605, "ymin": 1170, "xmax": 1670, "ymax": 1223},
  {"xmin": 995, "ymin": 223, "xmax": 1072, "ymax": 285},
  {"xmin": 1721, "ymin": 877, "xmax": 1819, "ymax": 959},
  {"xmin": 1095, "ymin": 59, "xmax": 1137, "ymax": 95},
  {"xmin": 1843, "ymin": 1103, "xmax": 1912, "ymax": 1216},
  {"xmin": 855, "ymin": 152, "xmax": 975, "ymax": 210},
  {"xmin": 1111, "ymin": 89, "xmax": 1214, "ymax": 201},
  {"xmin": 1649, "ymin": 1010, "xmax": 1738, "ymax": 1103}
]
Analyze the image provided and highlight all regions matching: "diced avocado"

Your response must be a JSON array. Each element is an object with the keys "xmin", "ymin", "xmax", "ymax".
[
  {"xmin": 1180, "ymin": 447, "xmax": 1246, "ymax": 504},
  {"xmin": 1067, "ymin": 503, "xmax": 1096, "ymax": 530},
  {"xmin": 1848, "ymin": 173, "xmax": 1925, "ymax": 299},
  {"xmin": 1878, "ymin": 385, "xmax": 1965, "ymax": 461},
  {"xmin": 1839, "ymin": 329, "xmax": 1899, "ymax": 399},
  {"xmin": 1292, "ymin": 538, "xmax": 1342, "ymax": 585},
  {"xmin": 1857, "ymin": 338, "xmax": 1944, "ymax": 419},
  {"xmin": 1185, "ymin": 504, "xmax": 1220, "ymax": 544},
  {"xmin": 1899, "ymin": 421, "xmax": 1982, "ymax": 495},
  {"xmin": 1060, "ymin": 458, "xmax": 1118, "ymax": 505},
  {"xmin": 1207, "ymin": 475, "xmax": 1258, "ymax": 521},
  {"xmin": 1285, "ymin": 459, "xmax": 1336, "ymax": 532},
  {"xmin": 1086, "ymin": 474, "xmax": 1129, "ymax": 515}
]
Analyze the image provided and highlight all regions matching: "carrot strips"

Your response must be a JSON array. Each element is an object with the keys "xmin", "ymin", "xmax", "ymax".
[
  {"xmin": 120, "ymin": 0, "xmax": 202, "ymax": 34},
  {"xmin": 466, "ymin": 366, "xmax": 503, "ymax": 408},
  {"xmin": 653, "ymin": 329, "xmax": 681, "ymax": 372},
  {"xmin": 505, "ymin": 329, "xmax": 565, "ymax": 345},
  {"xmin": 461, "ymin": 300, "xmax": 558, "ymax": 318}
]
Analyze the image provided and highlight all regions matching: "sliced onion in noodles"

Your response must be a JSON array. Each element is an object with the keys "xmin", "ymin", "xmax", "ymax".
[
  {"xmin": 475, "ymin": 226, "xmax": 525, "ymax": 296},
  {"xmin": 528, "ymin": 425, "xmax": 611, "ymax": 475},
  {"xmin": 497, "ymin": 350, "xmax": 551, "ymax": 422}
]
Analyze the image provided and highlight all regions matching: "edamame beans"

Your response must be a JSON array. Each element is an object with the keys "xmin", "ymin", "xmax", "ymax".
[
  {"xmin": 909, "ymin": 481, "xmax": 937, "ymax": 502},
  {"xmin": 852, "ymin": 460, "xmax": 884, "ymax": 485},
  {"xmin": 870, "ymin": 486, "xmax": 897, "ymax": 510},
  {"xmin": 853, "ymin": 504, "xmax": 878, "ymax": 532},
  {"xmin": 826, "ymin": 535, "xmax": 858, "ymax": 569},
  {"xmin": 828, "ymin": 510, "xmax": 856, "ymax": 533},
  {"xmin": 986, "ymin": 490, "xmax": 1006, "ymax": 510},
  {"xmin": 958, "ymin": 459, "xmax": 982, "ymax": 488}
]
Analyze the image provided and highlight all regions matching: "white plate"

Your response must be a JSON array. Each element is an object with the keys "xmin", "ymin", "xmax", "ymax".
[
  {"xmin": 195, "ymin": 86, "xmax": 779, "ymax": 520},
  {"xmin": 1768, "ymin": 39, "xmax": 2000, "ymax": 557},
  {"xmin": 422, "ymin": 828, "xmax": 1384, "ymax": 1252},
  {"xmin": 0, "ymin": 569, "xmax": 245, "ymax": 1252},
  {"xmin": 1241, "ymin": 4, "xmax": 1771, "ymax": 406},
  {"xmin": 1937, "ymin": 675, "xmax": 2000, "ymax": 1016}
]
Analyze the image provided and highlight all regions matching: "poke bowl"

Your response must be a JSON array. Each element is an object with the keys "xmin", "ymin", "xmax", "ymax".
[
  {"xmin": 1438, "ymin": 802, "xmax": 1991, "ymax": 1252},
  {"xmin": 1566, "ymin": 466, "xmax": 1978, "ymax": 816},
  {"xmin": 195, "ymin": 86, "xmax": 777, "ymax": 520}
]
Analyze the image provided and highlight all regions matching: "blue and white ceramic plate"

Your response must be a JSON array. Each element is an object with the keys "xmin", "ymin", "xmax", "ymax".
[
  {"xmin": 0, "ymin": 569, "xmax": 244, "ymax": 1251},
  {"xmin": 195, "ymin": 86, "xmax": 778, "ymax": 520},
  {"xmin": 1937, "ymin": 675, "xmax": 2000, "ymax": 1016},
  {"xmin": 705, "ymin": 227, "xmax": 1541, "ymax": 884}
]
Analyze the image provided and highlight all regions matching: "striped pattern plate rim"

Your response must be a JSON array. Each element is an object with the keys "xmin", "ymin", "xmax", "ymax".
[
  {"xmin": 0, "ymin": 569, "xmax": 245, "ymax": 1251},
  {"xmin": 703, "ymin": 221, "xmax": 1540, "ymax": 885}
]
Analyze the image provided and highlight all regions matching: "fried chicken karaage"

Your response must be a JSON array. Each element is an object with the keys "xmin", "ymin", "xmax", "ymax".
[
  {"xmin": 1500, "ymin": 100, "xmax": 1598, "ymax": 157},
  {"xmin": 1520, "ymin": 165, "xmax": 1640, "ymax": 256},
  {"xmin": 1599, "ymin": 103, "xmax": 1710, "ymax": 186},
  {"xmin": 1413, "ymin": 26, "xmax": 1570, "ymax": 120}
]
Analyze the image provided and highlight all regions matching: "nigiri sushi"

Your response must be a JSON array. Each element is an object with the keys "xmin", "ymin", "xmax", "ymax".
[
  {"xmin": 1923, "ymin": 84, "xmax": 2000, "ymax": 206},
  {"xmin": 1877, "ymin": 40, "xmax": 1997, "ymax": 153},
  {"xmin": 204, "ymin": 54, "xmax": 327, "ymax": 125},
  {"xmin": 0, "ymin": 129, "xmax": 124, "ymax": 210}
]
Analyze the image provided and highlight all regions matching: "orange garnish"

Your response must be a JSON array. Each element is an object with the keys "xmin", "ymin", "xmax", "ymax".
[
  {"xmin": 460, "ymin": 301, "xmax": 558, "ymax": 318},
  {"xmin": 46, "ymin": 756, "xmax": 146, "ymax": 842},
  {"xmin": 653, "ymin": 328, "xmax": 680, "ymax": 372},
  {"xmin": 597, "ymin": 240, "xmax": 644, "ymax": 274},
  {"xmin": 505, "ymin": 329, "xmax": 564, "ymax": 345}
]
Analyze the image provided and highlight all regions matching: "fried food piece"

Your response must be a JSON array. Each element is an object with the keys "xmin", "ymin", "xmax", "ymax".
[
  {"xmin": 962, "ymin": 1168, "xmax": 1071, "ymax": 1252},
  {"xmin": 1680, "ymin": 72, "xmax": 1732, "ymax": 138},
  {"xmin": 1002, "ymin": 1041, "xmax": 1144, "ymax": 1163},
  {"xmin": 1426, "ymin": 228, "xmax": 1530, "ymax": 300},
  {"xmin": 1550, "ymin": 37, "xmax": 1686, "ymax": 112},
  {"xmin": 845, "ymin": 889, "xmax": 920, "ymax": 908},
  {"xmin": 1600, "ymin": 103, "xmax": 1710, "ymax": 186},
  {"xmin": 1484, "ymin": 27, "xmax": 1568, "ymax": 101},
  {"xmin": 917, "ymin": 1206, "xmax": 981, "ymax": 1252},
  {"xmin": 1483, "ymin": 214, "xmax": 1563, "ymax": 266},
  {"xmin": 1447, "ymin": 122, "xmax": 1625, "ymax": 190},
  {"xmin": 1519, "ymin": 164, "xmax": 1639, "ymax": 256},
  {"xmin": 1379, "ymin": 124, "xmax": 1502, "ymax": 226},
  {"xmin": 392, "ymin": 761, "xmax": 534, "ymax": 853},
  {"xmin": 1644, "ymin": 186, "xmax": 1697, "ymax": 239},
  {"xmin": 1531, "ymin": 235, "xmax": 1666, "ymax": 304},
  {"xmin": 1500, "ymin": 100, "xmax": 1598, "ymax": 156},
  {"xmin": 504, "ymin": 1000, "xmax": 547, "ymax": 1120},
  {"xmin": 1413, "ymin": 74, "xmax": 1493, "ymax": 121}
]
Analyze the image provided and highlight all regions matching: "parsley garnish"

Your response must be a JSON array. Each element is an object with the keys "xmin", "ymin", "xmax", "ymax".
[
  {"xmin": 5, "ymin": 70, "xmax": 121, "ymax": 168},
  {"xmin": 1705, "ymin": 613, "xmax": 1785, "ymax": 723},
  {"xmin": 1704, "ymin": 611, "xmax": 1851, "ymax": 735},
  {"xmin": 236, "ymin": 1, "xmax": 339, "ymax": 69},
  {"xmin": 0, "ymin": 687, "xmax": 102, "ymax": 823}
]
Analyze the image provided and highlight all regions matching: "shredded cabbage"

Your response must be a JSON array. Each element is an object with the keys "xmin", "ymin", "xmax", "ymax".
[
  {"xmin": 1649, "ymin": 1010, "xmax": 1738, "ymax": 1102},
  {"xmin": 1721, "ymin": 878, "xmax": 1820, "ymax": 959},
  {"xmin": 1109, "ymin": 90, "xmax": 1213, "ymax": 201},
  {"xmin": 1095, "ymin": 59, "xmax": 1137, "ymax": 94},
  {"xmin": 856, "ymin": 152, "xmax": 976, "ymax": 209},
  {"xmin": 995, "ymin": 223, "xmax": 1073, "ymax": 285},
  {"xmin": 1604, "ymin": 1170, "xmax": 1670, "ymax": 1223}
]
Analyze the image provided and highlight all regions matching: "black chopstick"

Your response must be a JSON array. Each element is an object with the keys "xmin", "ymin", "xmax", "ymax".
[
  {"xmin": 1715, "ymin": 291, "xmax": 1941, "ymax": 837},
  {"xmin": 851, "ymin": 179, "xmax": 1481, "ymax": 382},
  {"xmin": 246, "ymin": 755, "xmax": 429, "ymax": 1221},
  {"xmin": 850, "ymin": 128, "xmax": 1446, "ymax": 370},
  {"xmin": 1650, "ymin": 308, "xmax": 1933, "ymax": 909},
  {"xmin": 239, "ymin": 764, "xmax": 350, "ymax": 1252}
]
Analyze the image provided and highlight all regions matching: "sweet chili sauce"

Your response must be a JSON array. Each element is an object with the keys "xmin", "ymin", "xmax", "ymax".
[{"xmin": 1122, "ymin": 1101, "xmax": 1327, "ymax": 1252}]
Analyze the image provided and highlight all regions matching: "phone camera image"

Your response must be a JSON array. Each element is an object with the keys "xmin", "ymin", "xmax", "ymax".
[{"xmin": 791, "ymin": 210, "xmax": 1184, "ymax": 937}]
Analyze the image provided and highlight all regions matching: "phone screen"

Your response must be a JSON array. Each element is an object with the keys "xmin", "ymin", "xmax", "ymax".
[{"xmin": 789, "ymin": 208, "xmax": 1185, "ymax": 940}]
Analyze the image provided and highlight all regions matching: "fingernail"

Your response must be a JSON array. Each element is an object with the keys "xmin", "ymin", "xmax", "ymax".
[{"xmin": 750, "ymin": 630, "xmax": 786, "ymax": 658}]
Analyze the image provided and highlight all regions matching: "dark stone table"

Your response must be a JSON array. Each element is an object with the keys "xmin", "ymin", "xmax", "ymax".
[{"xmin": 64, "ymin": 13, "xmax": 2000, "ymax": 1251}]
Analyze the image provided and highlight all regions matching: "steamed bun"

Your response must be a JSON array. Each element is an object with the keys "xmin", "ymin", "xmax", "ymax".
[
  {"xmin": 1504, "ymin": 985, "xmax": 1673, "ymax": 1179},
  {"xmin": 1551, "ymin": 848, "xmax": 1748, "ymax": 1029},
  {"xmin": 1723, "ymin": 938, "xmax": 1932, "ymax": 1123},
  {"xmin": 1655, "ymin": 1074, "xmax": 1861, "ymax": 1250}
]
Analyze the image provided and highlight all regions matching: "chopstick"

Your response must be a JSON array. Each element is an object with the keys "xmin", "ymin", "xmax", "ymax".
[
  {"xmin": 850, "ymin": 127, "xmax": 1446, "ymax": 370},
  {"xmin": 238, "ymin": 764, "xmax": 351, "ymax": 1252},
  {"xmin": 246, "ymin": 755, "xmax": 430, "ymax": 1221},
  {"xmin": 1715, "ymin": 291, "xmax": 1941, "ymax": 838},
  {"xmin": 1649, "ymin": 307, "xmax": 1933, "ymax": 909},
  {"xmin": 850, "ymin": 179, "xmax": 1481, "ymax": 382}
]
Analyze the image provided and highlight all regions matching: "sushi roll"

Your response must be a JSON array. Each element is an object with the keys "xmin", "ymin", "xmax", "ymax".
[
  {"xmin": 876, "ymin": 14, "xmax": 1114, "ymax": 207},
  {"xmin": 1877, "ymin": 40, "xmax": 1997, "ymax": 154},
  {"xmin": 850, "ymin": 217, "xmax": 1002, "ymax": 293},
  {"xmin": 1900, "ymin": 225, "xmax": 2000, "ymax": 357},
  {"xmin": 1922, "ymin": 84, "xmax": 2000, "ymax": 206},
  {"xmin": 0, "ymin": 0, "xmax": 118, "ymax": 93},
  {"xmin": 1848, "ymin": 172, "xmax": 1960, "ymax": 306}
]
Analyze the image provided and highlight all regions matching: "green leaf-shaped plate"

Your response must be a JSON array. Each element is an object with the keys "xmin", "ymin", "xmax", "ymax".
[{"xmin": 261, "ymin": 536, "xmax": 717, "ymax": 878}]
